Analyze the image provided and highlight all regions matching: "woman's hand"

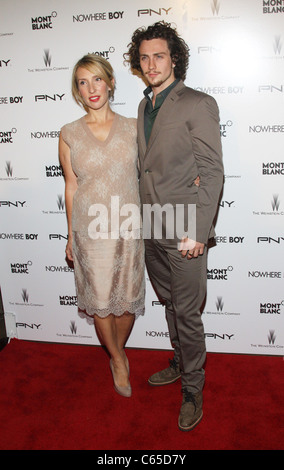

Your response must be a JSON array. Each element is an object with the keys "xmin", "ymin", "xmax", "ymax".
[{"xmin": 65, "ymin": 237, "xmax": 73, "ymax": 261}]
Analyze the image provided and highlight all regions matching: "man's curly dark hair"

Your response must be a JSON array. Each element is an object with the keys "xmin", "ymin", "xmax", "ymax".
[{"xmin": 124, "ymin": 21, "xmax": 190, "ymax": 81}]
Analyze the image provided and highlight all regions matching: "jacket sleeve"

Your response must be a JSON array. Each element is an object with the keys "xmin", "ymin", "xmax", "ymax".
[{"xmin": 190, "ymin": 94, "xmax": 224, "ymax": 243}]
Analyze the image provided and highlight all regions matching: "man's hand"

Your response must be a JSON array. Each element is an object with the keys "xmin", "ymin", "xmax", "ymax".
[{"xmin": 178, "ymin": 237, "xmax": 205, "ymax": 259}]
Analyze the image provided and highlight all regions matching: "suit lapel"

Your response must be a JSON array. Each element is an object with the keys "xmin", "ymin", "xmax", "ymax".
[
  {"xmin": 142, "ymin": 81, "xmax": 185, "ymax": 162},
  {"xmin": 137, "ymin": 99, "xmax": 147, "ymax": 156}
]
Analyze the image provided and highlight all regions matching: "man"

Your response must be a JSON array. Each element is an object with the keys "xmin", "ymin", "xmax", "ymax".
[{"xmin": 125, "ymin": 22, "xmax": 223, "ymax": 431}]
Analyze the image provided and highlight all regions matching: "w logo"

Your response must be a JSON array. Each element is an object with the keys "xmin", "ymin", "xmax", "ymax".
[
  {"xmin": 271, "ymin": 194, "xmax": 280, "ymax": 211},
  {"xmin": 43, "ymin": 49, "xmax": 51, "ymax": 67},
  {"xmin": 215, "ymin": 296, "xmax": 224, "ymax": 312},
  {"xmin": 5, "ymin": 161, "xmax": 13, "ymax": 177},
  {"xmin": 70, "ymin": 321, "xmax": 77, "ymax": 334},
  {"xmin": 273, "ymin": 36, "xmax": 282, "ymax": 55},
  {"xmin": 57, "ymin": 195, "xmax": 65, "ymax": 210},
  {"xmin": 21, "ymin": 289, "xmax": 29, "ymax": 303},
  {"xmin": 211, "ymin": 0, "xmax": 220, "ymax": 15},
  {"xmin": 268, "ymin": 330, "xmax": 276, "ymax": 345}
]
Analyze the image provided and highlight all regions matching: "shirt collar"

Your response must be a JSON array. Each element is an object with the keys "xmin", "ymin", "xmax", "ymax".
[{"xmin": 143, "ymin": 78, "xmax": 180, "ymax": 102}]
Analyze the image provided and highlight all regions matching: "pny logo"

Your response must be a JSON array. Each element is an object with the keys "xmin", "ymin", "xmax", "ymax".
[{"xmin": 43, "ymin": 49, "xmax": 51, "ymax": 67}]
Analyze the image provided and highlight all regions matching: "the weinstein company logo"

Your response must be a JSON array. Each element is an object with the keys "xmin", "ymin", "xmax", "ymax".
[
  {"xmin": 43, "ymin": 49, "xmax": 51, "ymax": 67},
  {"xmin": 1, "ymin": 161, "xmax": 29, "ymax": 182},
  {"xmin": 268, "ymin": 330, "xmax": 276, "ymax": 344},
  {"xmin": 211, "ymin": 0, "xmax": 220, "ymax": 15},
  {"xmin": 42, "ymin": 195, "xmax": 65, "ymax": 215},
  {"xmin": 205, "ymin": 296, "xmax": 240, "ymax": 317},
  {"xmin": 273, "ymin": 35, "xmax": 282, "ymax": 55},
  {"xmin": 262, "ymin": 36, "xmax": 284, "ymax": 60},
  {"xmin": 22, "ymin": 288, "xmax": 29, "ymax": 303},
  {"xmin": 216, "ymin": 296, "xmax": 224, "ymax": 311},
  {"xmin": 253, "ymin": 194, "xmax": 284, "ymax": 216},
  {"xmin": 9, "ymin": 289, "xmax": 43, "ymax": 307},
  {"xmin": 251, "ymin": 330, "xmax": 283, "ymax": 351},
  {"xmin": 28, "ymin": 48, "xmax": 69, "ymax": 73},
  {"xmin": 57, "ymin": 195, "xmax": 65, "ymax": 211},
  {"xmin": 6, "ymin": 161, "xmax": 12, "ymax": 177},
  {"xmin": 70, "ymin": 321, "xmax": 77, "ymax": 335},
  {"xmin": 271, "ymin": 194, "xmax": 280, "ymax": 211}
]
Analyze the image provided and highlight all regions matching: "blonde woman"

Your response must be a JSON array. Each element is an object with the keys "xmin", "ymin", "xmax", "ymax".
[{"xmin": 59, "ymin": 54, "xmax": 145, "ymax": 397}]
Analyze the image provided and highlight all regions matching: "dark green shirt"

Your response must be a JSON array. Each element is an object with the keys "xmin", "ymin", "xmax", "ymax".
[{"xmin": 144, "ymin": 79, "xmax": 180, "ymax": 145}]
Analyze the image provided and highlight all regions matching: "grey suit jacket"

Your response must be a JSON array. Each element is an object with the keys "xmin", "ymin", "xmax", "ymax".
[{"xmin": 137, "ymin": 80, "xmax": 224, "ymax": 245}]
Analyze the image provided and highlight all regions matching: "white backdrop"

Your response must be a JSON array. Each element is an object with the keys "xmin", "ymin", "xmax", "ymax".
[{"xmin": 1, "ymin": 0, "xmax": 283, "ymax": 355}]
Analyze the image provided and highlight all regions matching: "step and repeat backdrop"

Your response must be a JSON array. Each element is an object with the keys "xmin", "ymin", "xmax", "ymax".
[{"xmin": 1, "ymin": 0, "xmax": 283, "ymax": 355}]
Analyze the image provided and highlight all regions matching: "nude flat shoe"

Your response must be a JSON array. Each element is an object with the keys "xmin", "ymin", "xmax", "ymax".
[{"xmin": 110, "ymin": 359, "xmax": 132, "ymax": 398}]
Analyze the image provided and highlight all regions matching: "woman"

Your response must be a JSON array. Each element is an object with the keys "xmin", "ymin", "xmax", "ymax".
[{"xmin": 59, "ymin": 54, "xmax": 145, "ymax": 397}]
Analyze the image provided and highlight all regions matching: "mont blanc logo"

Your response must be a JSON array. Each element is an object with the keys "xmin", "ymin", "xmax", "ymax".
[
  {"xmin": 262, "ymin": 162, "xmax": 284, "ymax": 175},
  {"xmin": 207, "ymin": 265, "xmax": 233, "ymax": 280},
  {"xmin": 10, "ymin": 261, "xmax": 32, "ymax": 274},
  {"xmin": 0, "ymin": 128, "xmax": 17, "ymax": 144},
  {"xmin": 31, "ymin": 11, "xmax": 57, "ymax": 30},
  {"xmin": 263, "ymin": 1, "xmax": 284, "ymax": 14},
  {"xmin": 59, "ymin": 295, "xmax": 77, "ymax": 306},
  {"xmin": 260, "ymin": 301, "xmax": 284, "ymax": 314},
  {"xmin": 88, "ymin": 47, "xmax": 115, "ymax": 61},
  {"xmin": 45, "ymin": 164, "xmax": 63, "ymax": 178}
]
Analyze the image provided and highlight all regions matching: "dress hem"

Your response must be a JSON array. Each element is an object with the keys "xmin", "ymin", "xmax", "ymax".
[{"xmin": 77, "ymin": 302, "xmax": 145, "ymax": 324}]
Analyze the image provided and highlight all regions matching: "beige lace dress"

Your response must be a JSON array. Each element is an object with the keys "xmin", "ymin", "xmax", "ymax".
[{"xmin": 60, "ymin": 113, "xmax": 145, "ymax": 321}]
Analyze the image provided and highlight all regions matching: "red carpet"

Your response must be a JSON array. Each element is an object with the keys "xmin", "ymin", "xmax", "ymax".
[{"xmin": 0, "ymin": 339, "xmax": 283, "ymax": 450}]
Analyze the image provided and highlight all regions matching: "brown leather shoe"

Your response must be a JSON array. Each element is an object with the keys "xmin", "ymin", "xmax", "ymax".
[
  {"xmin": 148, "ymin": 358, "xmax": 181, "ymax": 386},
  {"xmin": 178, "ymin": 389, "xmax": 203, "ymax": 431}
]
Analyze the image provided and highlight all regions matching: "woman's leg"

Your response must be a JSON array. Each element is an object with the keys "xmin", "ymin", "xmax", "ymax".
[
  {"xmin": 115, "ymin": 312, "xmax": 135, "ymax": 357},
  {"xmin": 94, "ymin": 313, "xmax": 134, "ymax": 387}
]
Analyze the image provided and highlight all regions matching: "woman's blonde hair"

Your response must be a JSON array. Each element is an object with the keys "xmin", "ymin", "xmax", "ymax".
[{"xmin": 71, "ymin": 54, "xmax": 115, "ymax": 111}]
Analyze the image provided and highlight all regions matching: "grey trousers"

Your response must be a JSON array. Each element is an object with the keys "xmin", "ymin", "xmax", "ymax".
[{"xmin": 145, "ymin": 238, "xmax": 207, "ymax": 393}]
